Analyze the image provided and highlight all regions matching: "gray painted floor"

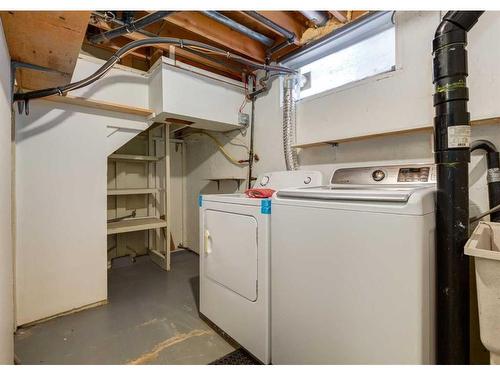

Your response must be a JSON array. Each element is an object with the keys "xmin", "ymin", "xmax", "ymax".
[{"xmin": 14, "ymin": 251, "xmax": 236, "ymax": 364}]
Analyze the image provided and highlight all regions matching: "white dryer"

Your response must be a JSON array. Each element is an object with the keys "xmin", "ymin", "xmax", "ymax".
[
  {"xmin": 271, "ymin": 163, "xmax": 436, "ymax": 364},
  {"xmin": 199, "ymin": 170, "xmax": 322, "ymax": 364}
]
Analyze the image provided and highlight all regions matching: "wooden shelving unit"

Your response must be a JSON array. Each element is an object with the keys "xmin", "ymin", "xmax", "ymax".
[
  {"xmin": 107, "ymin": 123, "xmax": 171, "ymax": 271},
  {"xmin": 107, "ymin": 188, "xmax": 159, "ymax": 196},
  {"xmin": 107, "ymin": 217, "xmax": 167, "ymax": 235},
  {"xmin": 292, "ymin": 116, "xmax": 500, "ymax": 149},
  {"xmin": 108, "ymin": 154, "xmax": 162, "ymax": 162}
]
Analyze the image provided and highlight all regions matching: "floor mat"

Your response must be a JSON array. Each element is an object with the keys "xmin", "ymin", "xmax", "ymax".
[{"xmin": 209, "ymin": 348, "xmax": 261, "ymax": 365}]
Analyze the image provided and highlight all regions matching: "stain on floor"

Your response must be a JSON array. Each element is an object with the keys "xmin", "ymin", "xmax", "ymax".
[{"xmin": 14, "ymin": 251, "xmax": 236, "ymax": 364}]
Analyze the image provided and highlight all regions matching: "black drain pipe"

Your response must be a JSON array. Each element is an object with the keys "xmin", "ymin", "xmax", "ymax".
[
  {"xmin": 432, "ymin": 10, "xmax": 483, "ymax": 364},
  {"xmin": 471, "ymin": 140, "xmax": 500, "ymax": 222}
]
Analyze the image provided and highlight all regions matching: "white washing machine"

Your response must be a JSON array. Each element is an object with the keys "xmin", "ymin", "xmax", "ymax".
[
  {"xmin": 271, "ymin": 163, "xmax": 436, "ymax": 364},
  {"xmin": 199, "ymin": 170, "xmax": 322, "ymax": 363}
]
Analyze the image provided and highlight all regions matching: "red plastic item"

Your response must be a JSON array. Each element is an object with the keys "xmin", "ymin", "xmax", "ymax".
[{"xmin": 244, "ymin": 188, "xmax": 275, "ymax": 198}]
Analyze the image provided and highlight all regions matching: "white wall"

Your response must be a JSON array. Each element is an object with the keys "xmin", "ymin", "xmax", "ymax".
[
  {"xmin": 0, "ymin": 19, "xmax": 13, "ymax": 364},
  {"xmin": 72, "ymin": 54, "xmax": 150, "ymax": 108},
  {"xmin": 15, "ymin": 58, "xmax": 151, "ymax": 325}
]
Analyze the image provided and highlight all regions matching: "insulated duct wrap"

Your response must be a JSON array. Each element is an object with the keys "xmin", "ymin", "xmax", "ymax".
[{"xmin": 283, "ymin": 75, "xmax": 299, "ymax": 171}]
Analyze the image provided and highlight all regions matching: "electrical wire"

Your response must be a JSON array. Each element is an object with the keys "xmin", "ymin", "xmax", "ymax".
[
  {"xmin": 218, "ymin": 131, "xmax": 250, "ymax": 152},
  {"xmin": 183, "ymin": 131, "xmax": 249, "ymax": 166},
  {"xmin": 13, "ymin": 37, "xmax": 296, "ymax": 104},
  {"xmin": 239, "ymin": 73, "xmax": 249, "ymax": 113},
  {"xmin": 470, "ymin": 203, "xmax": 500, "ymax": 223}
]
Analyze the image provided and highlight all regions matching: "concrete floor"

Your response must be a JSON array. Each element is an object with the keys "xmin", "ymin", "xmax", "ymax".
[{"xmin": 14, "ymin": 251, "xmax": 236, "ymax": 364}]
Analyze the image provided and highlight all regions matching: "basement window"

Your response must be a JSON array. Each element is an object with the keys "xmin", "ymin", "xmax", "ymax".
[{"xmin": 282, "ymin": 12, "xmax": 396, "ymax": 100}]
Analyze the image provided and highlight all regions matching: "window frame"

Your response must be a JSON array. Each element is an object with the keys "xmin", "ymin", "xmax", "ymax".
[{"xmin": 281, "ymin": 11, "xmax": 397, "ymax": 102}]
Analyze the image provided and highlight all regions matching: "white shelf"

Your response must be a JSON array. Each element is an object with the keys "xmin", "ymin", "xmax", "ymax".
[
  {"xmin": 108, "ymin": 154, "xmax": 161, "ymax": 162},
  {"xmin": 292, "ymin": 116, "xmax": 500, "ymax": 149},
  {"xmin": 107, "ymin": 217, "xmax": 167, "ymax": 235},
  {"xmin": 107, "ymin": 188, "xmax": 159, "ymax": 196},
  {"xmin": 42, "ymin": 94, "xmax": 154, "ymax": 118},
  {"xmin": 206, "ymin": 177, "xmax": 246, "ymax": 190}
]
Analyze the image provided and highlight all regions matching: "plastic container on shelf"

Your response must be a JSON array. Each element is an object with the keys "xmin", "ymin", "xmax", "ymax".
[{"xmin": 465, "ymin": 221, "xmax": 500, "ymax": 365}]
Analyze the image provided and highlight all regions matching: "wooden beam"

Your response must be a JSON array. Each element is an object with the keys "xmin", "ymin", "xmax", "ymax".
[
  {"xmin": 351, "ymin": 11, "xmax": 369, "ymax": 21},
  {"xmin": 89, "ymin": 18, "xmax": 244, "ymax": 80},
  {"xmin": 329, "ymin": 11, "xmax": 348, "ymax": 23},
  {"xmin": 42, "ymin": 94, "xmax": 154, "ymax": 117},
  {"xmin": 0, "ymin": 11, "xmax": 90, "ymax": 89},
  {"xmin": 164, "ymin": 12, "xmax": 266, "ymax": 62},
  {"xmin": 149, "ymin": 48, "xmax": 164, "ymax": 67},
  {"xmin": 82, "ymin": 41, "xmax": 147, "ymax": 60}
]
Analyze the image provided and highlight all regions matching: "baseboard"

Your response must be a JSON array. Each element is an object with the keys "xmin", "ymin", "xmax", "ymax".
[{"xmin": 18, "ymin": 299, "xmax": 108, "ymax": 328}]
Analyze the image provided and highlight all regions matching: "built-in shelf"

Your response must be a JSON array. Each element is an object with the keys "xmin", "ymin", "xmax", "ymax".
[
  {"xmin": 42, "ymin": 94, "xmax": 154, "ymax": 118},
  {"xmin": 292, "ymin": 117, "xmax": 500, "ymax": 149},
  {"xmin": 108, "ymin": 154, "xmax": 162, "ymax": 161},
  {"xmin": 206, "ymin": 177, "xmax": 247, "ymax": 191},
  {"xmin": 107, "ymin": 188, "xmax": 159, "ymax": 196},
  {"xmin": 107, "ymin": 217, "xmax": 167, "ymax": 235}
]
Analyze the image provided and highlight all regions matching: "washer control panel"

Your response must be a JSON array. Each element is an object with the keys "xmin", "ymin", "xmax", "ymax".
[{"xmin": 331, "ymin": 164, "xmax": 436, "ymax": 185}]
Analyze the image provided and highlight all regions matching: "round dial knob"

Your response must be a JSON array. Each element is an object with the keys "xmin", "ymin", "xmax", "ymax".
[
  {"xmin": 372, "ymin": 170, "xmax": 385, "ymax": 182},
  {"xmin": 304, "ymin": 176, "xmax": 312, "ymax": 184},
  {"xmin": 260, "ymin": 175, "xmax": 270, "ymax": 186}
]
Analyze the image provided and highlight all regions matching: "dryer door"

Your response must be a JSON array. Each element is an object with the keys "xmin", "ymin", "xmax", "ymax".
[{"xmin": 204, "ymin": 209, "xmax": 258, "ymax": 301}]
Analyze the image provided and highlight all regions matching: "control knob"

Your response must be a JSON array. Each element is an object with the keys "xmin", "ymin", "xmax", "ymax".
[
  {"xmin": 260, "ymin": 175, "xmax": 270, "ymax": 186},
  {"xmin": 372, "ymin": 170, "xmax": 385, "ymax": 182}
]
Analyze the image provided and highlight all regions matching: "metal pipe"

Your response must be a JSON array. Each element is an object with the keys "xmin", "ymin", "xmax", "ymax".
[
  {"xmin": 243, "ymin": 11, "xmax": 296, "ymax": 43},
  {"xmin": 201, "ymin": 11, "xmax": 274, "ymax": 47},
  {"xmin": 92, "ymin": 12, "xmax": 244, "ymax": 75},
  {"xmin": 89, "ymin": 11, "xmax": 175, "ymax": 44},
  {"xmin": 267, "ymin": 40, "xmax": 292, "ymax": 57},
  {"xmin": 471, "ymin": 140, "xmax": 500, "ymax": 222},
  {"xmin": 471, "ymin": 139, "xmax": 497, "ymax": 154},
  {"xmin": 13, "ymin": 37, "xmax": 295, "ymax": 103},
  {"xmin": 432, "ymin": 10, "xmax": 484, "ymax": 364},
  {"xmin": 299, "ymin": 11, "xmax": 329, "ymax": 26},
  {"xmin": 91, "ymin": 11, "xmax": 158, "ymax": 38}
]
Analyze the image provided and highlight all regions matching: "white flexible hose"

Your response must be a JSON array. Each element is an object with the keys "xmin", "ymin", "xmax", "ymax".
[{"xmin": 283, "ymin": 74, "xmax": 299, "ymax": 171}]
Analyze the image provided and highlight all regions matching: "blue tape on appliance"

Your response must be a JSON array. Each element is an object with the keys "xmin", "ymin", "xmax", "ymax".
[
  {"xmin": 261, "ymin": 199, "xmax": 271, "ymax": 214},
  {"xmin": 198, "ymin": 195, "xmax": 203, "ymax": 207}
]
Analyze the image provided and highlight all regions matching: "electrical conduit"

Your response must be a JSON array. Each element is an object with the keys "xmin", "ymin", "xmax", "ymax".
[{"xmin": 283, "ymin": 74, "xmax": 299, "ymax": 171}]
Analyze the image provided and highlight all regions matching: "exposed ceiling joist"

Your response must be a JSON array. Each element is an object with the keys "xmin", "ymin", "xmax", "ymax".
[
  {"xmin": 161, "ymin": 12, "xmax": 267, "ymax": 62},
  {"xmin": 1, "ymin": 10, "xmax": 373, "ymax": 90},
  {"xmin": 89, "ymin": 17, "xmax": 245, "ymax": 80},
  {"xmin": 329, "ymin": 11, "xmax": 349, "ymax": 23},
  {"xmin": 0, "ymin": 11, "xmax": 90, "ymax": 90}
]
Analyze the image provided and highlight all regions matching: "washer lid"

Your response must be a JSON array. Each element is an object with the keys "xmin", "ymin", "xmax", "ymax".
[{"xmin": 276, "ymin": 186, "xmax": 428, "ymax": 203}]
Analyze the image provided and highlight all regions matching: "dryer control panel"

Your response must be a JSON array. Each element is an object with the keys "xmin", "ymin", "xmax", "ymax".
[{"xmin": 331, "ymin": 164, "xmax": 436, "ymax": 185}]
